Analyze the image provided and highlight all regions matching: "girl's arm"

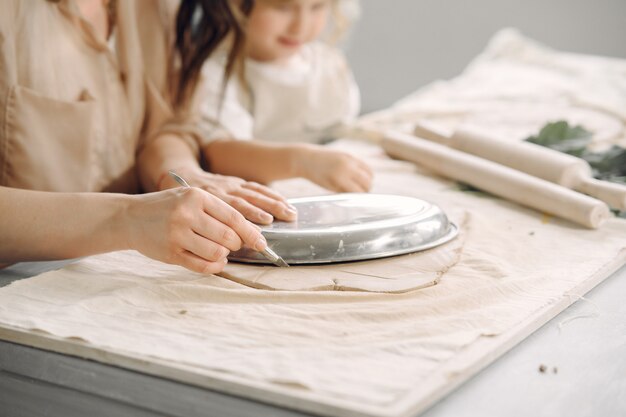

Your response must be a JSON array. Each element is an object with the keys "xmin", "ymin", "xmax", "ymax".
[
  {"xmin": 204, "ymin": 139, "xmax": 374, "ymax": 193},
  {"xmin": 0, "ymin": 186, "xmax": 267, "ymax": 274}
]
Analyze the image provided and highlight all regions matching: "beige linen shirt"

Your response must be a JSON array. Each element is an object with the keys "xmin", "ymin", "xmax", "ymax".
[{"xmin": 0, "ymin": 0, "xmax": 197, "ymax": 193}]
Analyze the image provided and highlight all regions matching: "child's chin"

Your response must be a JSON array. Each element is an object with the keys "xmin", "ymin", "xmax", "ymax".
[
  {"xmin": 275, "ymin": 47, "xmax": 302, "ymax": 60},
  {"xmin": 253, "ymin": 46, "xmax": 301, "ymax": 63}
]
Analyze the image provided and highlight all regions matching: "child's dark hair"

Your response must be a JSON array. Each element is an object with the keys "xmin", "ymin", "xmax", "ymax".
[{"xmin": 173, "ymin": 0, "xmax": 253, "ymax": 108}]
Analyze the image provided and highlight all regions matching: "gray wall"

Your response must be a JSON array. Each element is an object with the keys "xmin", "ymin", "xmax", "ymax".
[{"xmin": 344, "ymin": 0, "xmax": 626, "ymax": 113}]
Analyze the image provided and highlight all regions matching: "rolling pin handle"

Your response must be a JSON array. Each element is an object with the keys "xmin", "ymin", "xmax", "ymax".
[
  {"xmin": 576, "ymin": 177, "xmax": 626, "ymax": 211},
  {"xmin": 414, "ymin": 121, "xmax": 454, "ymax": 146}
]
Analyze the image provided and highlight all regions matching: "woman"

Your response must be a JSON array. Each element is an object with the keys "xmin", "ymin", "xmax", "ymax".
[{"xmin": 0, "ymin": 0, "xmax": 295, "ymax": 273}]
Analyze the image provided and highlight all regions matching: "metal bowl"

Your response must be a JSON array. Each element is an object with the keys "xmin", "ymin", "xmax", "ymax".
[{"xmin": 228, "ymin": 193, "xmax": 458, "ymax": 265}]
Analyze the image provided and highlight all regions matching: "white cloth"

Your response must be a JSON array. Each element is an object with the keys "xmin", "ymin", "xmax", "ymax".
[
  {"xmin": 198, "ymin": 42, "xmax": 360, "ymax": 144},
  {"xmin": 0, "ymin": 138, "xmax": 625, "ymax": 417},
  {"xmin": 360, "ymin": 28, "xmax": 626, "ymax": 149}
]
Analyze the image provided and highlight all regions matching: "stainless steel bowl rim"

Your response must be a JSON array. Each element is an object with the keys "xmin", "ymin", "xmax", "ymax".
[{"xmin": 228, "ymin": 193, "xmax": 459, "ymax": 265}]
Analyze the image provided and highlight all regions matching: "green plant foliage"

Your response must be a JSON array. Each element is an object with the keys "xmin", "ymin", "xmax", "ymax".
[
  {"xmin": 526, "ymin": 120, "xmax": 626, "ymax": 217},
  {"xmin": 454, "ymin": 121, "xmax": 626, "ymax": 217},
  {"xmin": 526, "ymin": 120, "xmax": 593, "ymax": 156}
]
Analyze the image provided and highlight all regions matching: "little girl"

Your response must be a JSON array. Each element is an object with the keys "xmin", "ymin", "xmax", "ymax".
[{"xmin": 195, "ymin": 0, "xmax": 372, "ymax": 193}]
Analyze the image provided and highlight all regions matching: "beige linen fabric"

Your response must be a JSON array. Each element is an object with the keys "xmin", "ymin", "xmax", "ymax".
[
  {"xmin": 0, "ymin": 139, "xmax": 624, "ymax": 417},
  {"xmin": 359, "ymin": 28, "xmax": 626, "ymax": 149},
  {"xmin": 0, "ymin": 0, "xmax": 197, "ymax": 193},
  {"xmin": 0, "ymin": 31, "xmax": 625, "ymax": 417}
]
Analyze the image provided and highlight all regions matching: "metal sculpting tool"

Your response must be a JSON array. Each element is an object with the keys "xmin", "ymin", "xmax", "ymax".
[{"xmin": 167, "ymin": 170, "xmax": 289, "ymax": 267}]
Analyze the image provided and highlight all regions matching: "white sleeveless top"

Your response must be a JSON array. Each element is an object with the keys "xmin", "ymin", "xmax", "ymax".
[{"xmin": 198, "ymin": 42, "xmax": 360, "ymax": 145}]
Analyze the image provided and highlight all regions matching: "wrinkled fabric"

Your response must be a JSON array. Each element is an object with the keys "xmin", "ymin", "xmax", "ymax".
[
  {"xmin": 0, "ymin": 138, "xmax": 624, "ymax": 415},
  {"xmin": 360, "ymin": 28, "xmax": 626, "ymax": 151}
]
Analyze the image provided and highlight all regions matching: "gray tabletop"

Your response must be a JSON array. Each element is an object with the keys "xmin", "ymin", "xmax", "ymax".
[{"xmin": 1, "ymin": 260, "xmax": 625, "ymax": 417}]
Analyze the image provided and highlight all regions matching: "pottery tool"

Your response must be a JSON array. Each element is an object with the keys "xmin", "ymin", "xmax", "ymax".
[
  {"xmin": 381, "ymin": 131, "xmax": 611, "ymax": 229},
  {"xmin": 167, "ymin": 170, "xmax": 289, "ymax": 267},
  {"xmin": 414, "ymin": 121, "xmax": 626, "ymax": 210}
]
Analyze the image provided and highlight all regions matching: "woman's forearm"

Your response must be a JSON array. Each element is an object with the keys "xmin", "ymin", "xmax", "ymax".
[
  {"xmin": 0, "ymin": 187, "xmax": 133, "ymax": 262},
  {"xmin": 137, "ymin": 134, "xmax": 203, "ymax": 192},
  {"xmin": 0, "ymin": 185, "xmax": 269, "ymax": 274}
]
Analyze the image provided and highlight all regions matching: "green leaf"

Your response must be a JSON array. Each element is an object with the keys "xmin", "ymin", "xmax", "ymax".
[
  {"xmin": 525, "ymin": 121, "xmax": 626, "ymax": 186},
  {"xmin": 526, "ymin": 120, "xmax": 593, "ymax": 156},
  {"xmin": 584, "ymin": 146, "xmax": 626, "ymax": 182}
]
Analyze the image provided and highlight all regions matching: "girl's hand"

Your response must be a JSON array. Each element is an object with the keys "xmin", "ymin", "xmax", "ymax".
[
  {"xmin": 297, "ymin": 146, "xmax": 373, "ymax": 193},
  {"xmin": 126, "ymin": 188, "xmax": 268, "ymax": 274},
  {"xmin": 158, "ymin": 168, "xmax": 297, "ymax": 225}
]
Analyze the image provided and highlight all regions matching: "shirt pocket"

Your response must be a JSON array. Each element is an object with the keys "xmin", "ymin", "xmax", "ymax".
[{"xmin": 2, "ymin": 85, "xmax": 97, "ymax": 191}]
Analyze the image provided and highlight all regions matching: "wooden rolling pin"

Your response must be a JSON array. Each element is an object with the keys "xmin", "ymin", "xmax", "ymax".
[
  {"xmin": 414, "ymin": 121, "xmax": 626, "ymax": 210},
  {"xmin": 381, "ymin": 130, "xmax": 611, "ymax": 229}
]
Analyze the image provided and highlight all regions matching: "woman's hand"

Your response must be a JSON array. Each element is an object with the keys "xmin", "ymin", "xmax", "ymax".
[
  {"xmin": 296, "ymin": 145, "xmax": 373, "ymax": 193},
  {"xmin": 125, "ymin": 187, "xmax": 268, "ymax": 274},
  {"xmin": 158, "ymin": 168, "xmax": 297, "ymax": 225}
]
